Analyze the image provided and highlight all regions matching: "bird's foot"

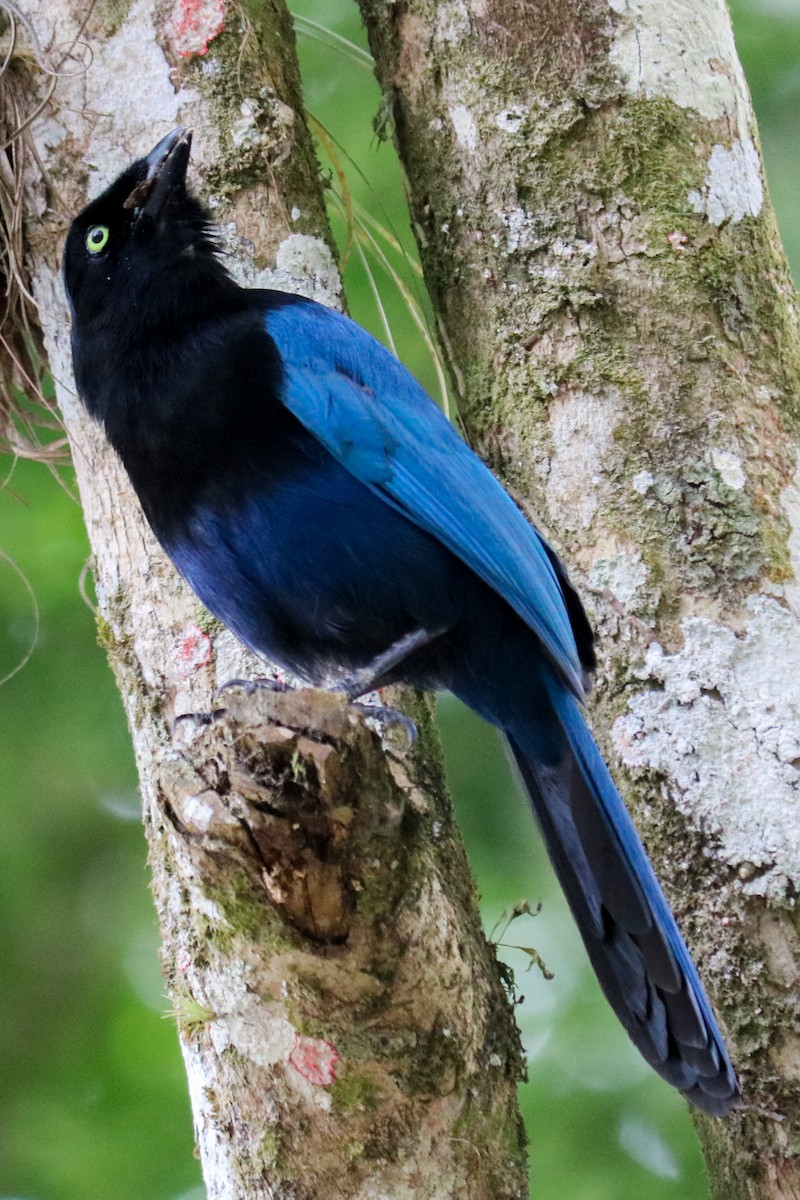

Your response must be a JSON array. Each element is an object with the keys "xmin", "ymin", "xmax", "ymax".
[
  {"xmin": 336, "ymin": 626, "xmax": 444, "ymax": 699},
  {"xmin": 172, "ymin": 707, "xmax": 227, "ymax": 739},
  {"xmin": 172, "ymin": 677, "xmax": 293, "ymax": 739},
  {"xmin": 215, "ymin": 675, "xmax": 294, "ymax": 698},
  {"xmin": 173, "ymin": 675, "xmax": 416, "ymax": 747},
  {"xmin": 352, "ymin": 700, "xmax": 418, "ymax": 748}
]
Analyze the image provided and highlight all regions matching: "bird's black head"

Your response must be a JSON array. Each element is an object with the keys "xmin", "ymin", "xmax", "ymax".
[{"xmin": 63, "ymin": 128, "xmax": 231, "ymax": 340}]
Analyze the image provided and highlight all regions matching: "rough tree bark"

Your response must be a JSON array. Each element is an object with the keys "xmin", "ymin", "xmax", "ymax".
[
  {"xmin": 10, "ymin": 1, "xmax": 526, "ymax": 1197},
  {"xmin": 357, "ymin": 1, "xmax": 800, "ymax": 1197}
]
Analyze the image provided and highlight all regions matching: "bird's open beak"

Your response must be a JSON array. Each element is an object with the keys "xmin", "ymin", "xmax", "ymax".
[{"xmin": 124, "ymin": 127, "xmax": 193, "ymax": 221}]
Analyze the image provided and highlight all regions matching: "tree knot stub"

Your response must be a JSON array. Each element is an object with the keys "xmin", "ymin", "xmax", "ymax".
[{"xmin": 160, "ymin": 687, "xmax": 412, "ymax": 943}]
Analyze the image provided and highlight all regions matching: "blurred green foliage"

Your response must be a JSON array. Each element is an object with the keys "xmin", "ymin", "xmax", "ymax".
[{"xmin": 1, "ymin": 2, "xmax": 797, "ymax": 1197}]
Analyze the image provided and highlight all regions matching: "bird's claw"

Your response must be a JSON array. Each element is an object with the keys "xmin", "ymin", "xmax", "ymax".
[
  {"xmin": 172, "ymin": 707, "xmax": 227, "ymax": 739},
  {"xmin": 214, "ymin": 675, "xmax": 294, "ymax": 699},
  {"xmin": 352, "ymin": 701, "xmax": 418, "ymax": 748}
]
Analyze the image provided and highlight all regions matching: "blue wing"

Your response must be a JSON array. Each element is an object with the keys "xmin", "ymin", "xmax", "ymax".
[{"xmin": 264, "ymin": 296, "xmax": 584, "ymax": 695}]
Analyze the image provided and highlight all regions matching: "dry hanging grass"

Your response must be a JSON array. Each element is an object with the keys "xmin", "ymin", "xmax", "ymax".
[{"xmin": 0, "ymin": 1, "xmax": 67, "ymax": 461}]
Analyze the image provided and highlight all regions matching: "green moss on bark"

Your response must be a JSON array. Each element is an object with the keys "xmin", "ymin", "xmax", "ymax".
[{"xmin": 360, "ymin": 1, "xmax": 800, "ymax": 1194}]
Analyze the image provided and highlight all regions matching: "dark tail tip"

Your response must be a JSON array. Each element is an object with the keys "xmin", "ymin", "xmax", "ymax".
[{"xmin": 507, "ymin": 732, "xmax": 740, "ymax": 1115}]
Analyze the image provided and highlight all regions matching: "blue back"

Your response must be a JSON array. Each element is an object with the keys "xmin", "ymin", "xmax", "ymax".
[{"xmin": 264, "ymin": 298, "xmax": 584, "ymax": 696}]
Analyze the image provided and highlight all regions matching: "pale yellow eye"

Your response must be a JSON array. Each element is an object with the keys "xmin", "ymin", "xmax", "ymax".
[{"xmin": 86, "ymin": 225, "xmax": 110, "ymax": 254}]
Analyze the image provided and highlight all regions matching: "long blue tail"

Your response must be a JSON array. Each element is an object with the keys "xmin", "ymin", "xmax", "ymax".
[
  {"xmin": 452, "ymin": 641, "xmax": 739, "ymax": 1114},
  {"xmin": 503, "ymin": 675, "xmax": 738, "ymax": 1113}
]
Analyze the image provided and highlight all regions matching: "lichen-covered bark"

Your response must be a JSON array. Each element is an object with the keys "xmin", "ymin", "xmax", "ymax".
[
  {"xmin": 12, "ymin": 1, "xmax": 527, "ymax": 1195},
  {"xmin": 357, "ymin": 1, "xmax": 800, "ymax": 1196},
  {"xmin": 159, "ymin": 687, "xmax": 525, "ymax": 1198}
]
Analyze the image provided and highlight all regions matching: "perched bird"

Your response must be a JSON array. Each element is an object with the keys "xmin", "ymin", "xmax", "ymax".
[{"xmin": 63, "ymin": 128, "xmax": 739, "ymax": 1114}]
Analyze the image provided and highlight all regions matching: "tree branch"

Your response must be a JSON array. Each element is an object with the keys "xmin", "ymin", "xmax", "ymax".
[
  {"xmin": 357, "ymin": 0, "xmax": 800, "ymax": 1195},
  {"xmin": 13, "ymin": 1, "xmax": 527, "ymax": 1195}
]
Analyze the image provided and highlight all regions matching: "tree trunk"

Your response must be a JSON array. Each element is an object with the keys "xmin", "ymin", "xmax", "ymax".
[
  {"xmin": 357, "ymin": 1, "xmax": 800, "ymax": 1197},
  {"xmin": 10, "ymin": 2, "xmax": 526, "ymax": 1196}
]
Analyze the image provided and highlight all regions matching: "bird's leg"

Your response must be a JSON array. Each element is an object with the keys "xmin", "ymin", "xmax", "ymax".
[
  {"xmin": 337, "ymin": 626, "xmax": 445, "ymax": 745},
  {"xmin": 335, "ymin": 626, "xmax": 443, "ymax": 699}
]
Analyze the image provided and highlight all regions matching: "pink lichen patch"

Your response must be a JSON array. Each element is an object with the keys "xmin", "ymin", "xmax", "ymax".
[
  {"xmin": 667, "ymin": 229, "xmax": 688, "ymax": 250},
  {"xmin": 289, "ymin": 1035, "xmax": 340, "ymax": 1086},
  {"xmin": 167, "ymin": 0, "xmax": 225, "ymax": 58},
  {"xmin": 175, "ymin": 623, "xmax": 212, "ymax": 676},
  {"xmin": 175, "ymin": 946, "xmax": 193, "ymax": 971}
]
